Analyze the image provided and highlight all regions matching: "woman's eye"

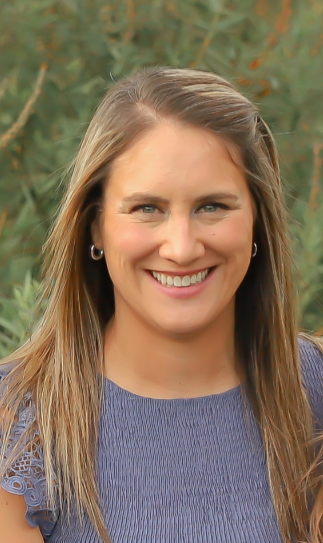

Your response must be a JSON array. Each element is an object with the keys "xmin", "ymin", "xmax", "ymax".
[
  {"xmin": 132, "ymin": 204, "xmax": 158, "ymax": 214},
  {"xmin": 198, "ymin": 203, "xmax": 228, "ymax": 213}
]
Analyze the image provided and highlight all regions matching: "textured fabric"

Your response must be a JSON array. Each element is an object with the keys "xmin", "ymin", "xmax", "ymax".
[
  {"xmin": 1, "ymin": 338, "xmax": 323, "ymax": 542},
  {"xmin": 0, "ymin": 364, "xmax": 58, "ymax": 536}
]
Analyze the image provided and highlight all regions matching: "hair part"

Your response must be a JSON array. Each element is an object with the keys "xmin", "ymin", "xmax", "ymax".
[{"xmin": 0, "ymin": 66, "xmax": 319, "ymax": 542}]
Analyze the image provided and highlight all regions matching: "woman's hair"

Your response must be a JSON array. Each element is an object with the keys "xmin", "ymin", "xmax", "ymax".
[
  {"xmin": 0, "ymin": 66, "xmax": 321, "ymax": 542},
  {"xmin": 309, "ymin": 475, "xmax": 323, "ymax": 542},
  {"xmin": 298, "ymin": 334, "xmax": 323, "ymax": 543}
]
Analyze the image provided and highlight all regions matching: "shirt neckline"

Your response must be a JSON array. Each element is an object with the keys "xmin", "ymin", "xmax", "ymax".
[{"xmin": 103, "ymin": 375, "xmax": 242, "ymax": 403}]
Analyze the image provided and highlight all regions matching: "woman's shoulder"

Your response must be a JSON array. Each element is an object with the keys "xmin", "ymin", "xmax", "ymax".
[
  {"xmin": 298, "ymin": 336, "xmax": 323, "ymax": 423},
  {"xmin": 0, "ymin": 360, "xmax": 19, "ymax": 380},
  {"xmin": 0, "ymin": 361, "xmax": 36, "ymax": 438},
  {"xmin": 0, "ymin": 361, "xmax": 58, "ymax": 538}
]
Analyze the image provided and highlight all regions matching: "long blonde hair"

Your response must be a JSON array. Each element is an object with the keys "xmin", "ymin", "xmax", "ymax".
[
  {"xmin": 298, "ymin": 333, "xmax": 323, "ymax": 543},
  {"xmin": 309, "ymin": 477, "xmax": 323, "ymax": 543},
  {"xmin": 0, "ymin": 67, "xmax": 319, "ymax": 542}
]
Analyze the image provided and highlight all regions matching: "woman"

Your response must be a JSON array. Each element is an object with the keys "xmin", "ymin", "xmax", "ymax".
[{"xmin": 1, "ymin": 67, "xmax": 323, "ymax": 543}]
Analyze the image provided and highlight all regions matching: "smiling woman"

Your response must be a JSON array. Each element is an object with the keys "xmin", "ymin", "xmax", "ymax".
[
  {"xmin": 1, "ymin": 67, "xmax": 323, "ymax": 543},
  {"xmin": 91, "ymin": 123, "xmax": 254, "ymax": 344}
]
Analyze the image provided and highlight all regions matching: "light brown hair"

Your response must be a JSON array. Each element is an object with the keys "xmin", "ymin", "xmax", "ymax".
[
  {"xmin": 310, "ymin": 483, "xmax": 323, "ymax": 542},
  {"xmin": 0, "ymin": 67, "xmax": 320, "ymax": 542},
  {"xmin": 299, "ymin": 333, "xmax": 323, "ymax": 543}
]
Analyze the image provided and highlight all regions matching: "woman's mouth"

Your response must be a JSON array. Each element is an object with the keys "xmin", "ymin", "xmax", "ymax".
[{"xmin": 149, "ymin": 267, "xmax": 216, "ymax": 288}]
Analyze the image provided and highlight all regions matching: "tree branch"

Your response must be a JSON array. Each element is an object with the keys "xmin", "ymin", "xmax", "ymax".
[
  {"xmin": 308, "ymin": 142, "xmax": 323, "ymax": 215},
  {"xmin": 0, "ymin": 77, "xmax": 9, "ymax": 102},
  {"xmin": 190, "ymin": 11, "xmax": 222, "ymax": 68},
  {"xmin": 0, "ymin": 64, "xmax": 47, "ymax": 151},
  {"xmin": 124, "ymin": 0, "xmax": 135, "ymax": 44}
]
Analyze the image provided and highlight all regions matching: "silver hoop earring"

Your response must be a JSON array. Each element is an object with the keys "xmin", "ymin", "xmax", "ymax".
[
  {"xmin": 90, "ymin": 244, "xmax": 104, "ymax": 261},
  {"xmin": 252, "ymin": 243, "xmax": 258, "ymax": 258}
]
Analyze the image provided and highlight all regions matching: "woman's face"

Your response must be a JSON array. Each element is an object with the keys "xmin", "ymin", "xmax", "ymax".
[{"xmin": 92, "ymin": 121, "xmax": 254, "ymax": 335}]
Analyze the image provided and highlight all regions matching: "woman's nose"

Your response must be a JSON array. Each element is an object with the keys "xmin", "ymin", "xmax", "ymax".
[{"xmin": 158, "ymin": 219, "xmax": 205, "ymax": 265}]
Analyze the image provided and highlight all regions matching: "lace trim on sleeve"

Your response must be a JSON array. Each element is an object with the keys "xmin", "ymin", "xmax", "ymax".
[{"xmin": 0, "ymin": 366, "xmax": 58, "ymax": 537}]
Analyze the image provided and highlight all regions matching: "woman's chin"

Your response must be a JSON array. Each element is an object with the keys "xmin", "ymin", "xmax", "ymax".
[{"xmin": 152, "ymin": 314, "xmax": 214, "ymax": 337}]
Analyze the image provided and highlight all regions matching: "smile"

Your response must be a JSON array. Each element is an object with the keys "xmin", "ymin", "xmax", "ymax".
[{"xmin": 150, "ymin": 267, "xmax": 214, "ymax": 288}]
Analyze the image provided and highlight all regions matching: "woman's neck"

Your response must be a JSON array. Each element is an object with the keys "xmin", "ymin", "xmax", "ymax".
[{"xmin": 103, "ymin": 302, "xmax": 242, "ymax": 399}]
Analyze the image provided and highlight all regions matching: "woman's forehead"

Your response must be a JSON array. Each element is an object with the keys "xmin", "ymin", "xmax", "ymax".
[{"xmin": 105, "ymin": 122, "xmax": 246, "ymax": 197}]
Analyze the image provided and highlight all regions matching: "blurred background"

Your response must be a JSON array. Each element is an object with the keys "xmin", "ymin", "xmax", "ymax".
[{"xmin": 0, "ymin": 0, "xmax": 323, "ymax": 357}]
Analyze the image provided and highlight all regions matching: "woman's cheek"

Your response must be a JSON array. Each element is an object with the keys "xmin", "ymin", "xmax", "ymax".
[
  {"xmin": 209, "ymin": 215, "xmax": 253, "ymax": 254},
  {"xmin": 106, "ymin": 219, "xmax": 157, "ymax": 261}
]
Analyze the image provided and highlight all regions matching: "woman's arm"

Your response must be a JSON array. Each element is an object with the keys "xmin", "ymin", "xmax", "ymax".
[{"xmin": 0, "ymin": 486, "xmax": 44, "ymax": 543}]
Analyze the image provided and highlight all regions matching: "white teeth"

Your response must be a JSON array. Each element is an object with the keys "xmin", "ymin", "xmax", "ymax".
[
  {"xmin": 150, "ymin": 268, "xmax": 212, "ymax": 287},
  {"xmin": 182, "ymin": 275, "xmax": 191, "ymax": 287}
]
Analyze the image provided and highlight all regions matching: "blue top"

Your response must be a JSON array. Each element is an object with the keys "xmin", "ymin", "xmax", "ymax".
[{"xmin": 1, "ymin": 338, "xmax": 323, "ymax": 542}]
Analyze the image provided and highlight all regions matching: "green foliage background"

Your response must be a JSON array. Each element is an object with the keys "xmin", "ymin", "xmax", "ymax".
[{"xmin": 1, "ymin": 0, "xmax": 323, "ymax": 356}]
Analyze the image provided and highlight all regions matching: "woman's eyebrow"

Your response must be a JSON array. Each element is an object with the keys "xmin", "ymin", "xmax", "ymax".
[{"xmin": 120, "ymin": 192, "xmax": 240, "ymax": 205}]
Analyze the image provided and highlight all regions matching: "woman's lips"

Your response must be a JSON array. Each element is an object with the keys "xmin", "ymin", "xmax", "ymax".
[{"xmin": 145, "ymin": 266, "xmax": 217, "ymax": 298}]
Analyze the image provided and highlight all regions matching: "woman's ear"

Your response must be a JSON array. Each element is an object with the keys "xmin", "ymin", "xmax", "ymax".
[{"xmin": 91, "ymin": 218, "xmax": 103, "ymax": 250}]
